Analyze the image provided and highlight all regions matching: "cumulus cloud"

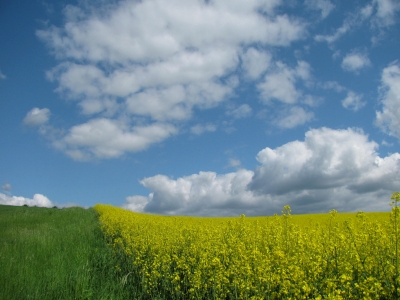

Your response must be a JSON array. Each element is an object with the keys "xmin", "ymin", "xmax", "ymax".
[
  {"xmin": 376, "ymin": 61, "xmax": 400, "ymax": 141},
  {"xmin": 305, "ymin": 0, "xmax": 335, "ymax": 19},
  {"xmin": 248, "ymin": 127, "xmax": 399, "ymax": 195},
  {"xmin": 342, "ymin": 91, "xmax": 366, "ymax": 111},
  {"xmin": 23, "ymin": 108, "xmax": 50, "ymax": 127},
  {"xmin": 341, "ymin": 51, "xmax": 371, "ymax": 73},
  {"xmin": 0, "ymin": 193, "xmax": 54, "ymax": 207},
  {"xmin": 0, "ymin": 70, "xmax": 6, "ymax": 79},
  {"xmin": 124, "ymin": 169, "xmax": 262, "ymax": 216},
  {"xmin": 35, "ymin": 0, "xmax": 307, "ymax": 160},
  {"xmin": 124, "ymin": 127, "xmax": 400, "ymax": 216},
  {"xmin": 123, "ymin": 195, "xmax": 149, "ymax": 212},
  {"xmin": 258, "ymin": 61, "xmax": 311, "ymax": 104}
]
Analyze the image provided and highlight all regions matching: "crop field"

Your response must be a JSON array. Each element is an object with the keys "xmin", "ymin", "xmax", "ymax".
[
  {"xmin": 95, "ymin": 192, "xmax": 400, "ymax": 299},
  {"xmin": 2, "ymin": 192, "xmax": 400, "ymax": 299}
]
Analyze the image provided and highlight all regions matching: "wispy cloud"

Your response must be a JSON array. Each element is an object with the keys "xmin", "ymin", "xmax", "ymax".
[
  {"xmin": 304, "ymin": 0, "xmax": 335, "ymax": 19},
  {"xmin": 315, "ymin": 0, "xmax": 400, "ymax": 44},
  {"xmin": 226, "ymin": 104, "xmax": 252, "ymax": 119},
  {"xmin": 228, "ymin": 158, "xmax": 241, "ymax": 168},
  {"xmin": 190, "ymin": 123, "xmax": 217, "ymax": 135},
  {"xmin": 1, "ymin": 183, "xmax": 11, "ymax": 192}
]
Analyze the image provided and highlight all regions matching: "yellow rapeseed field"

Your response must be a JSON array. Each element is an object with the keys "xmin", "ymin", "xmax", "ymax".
[{"xmin": 94, "ymin": 192, "xmax": 400, "ymax": 299}]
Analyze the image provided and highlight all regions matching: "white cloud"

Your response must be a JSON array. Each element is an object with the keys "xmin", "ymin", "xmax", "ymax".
[
  {"xmin": 123, "ymin": 195, "xmax": 149, "ymax": 212},
  {"xmin": 241, "ymin": 48, "xmax": 272, "ymax": 79},
  {"xmin": 256, "ymin": 61, "xmax": 315, "ymax": 129},
  {"xmin": 342, "ymin": 91, "xmax": 366, "ymax": 111},
  {"xmin": 23, "ymin": 108, "xmax": 51, "ymax": 127},
  {"xmin": 125, "ymin": 169, "xmax": 261, "ymax": 216},
  {"xmin": 0, "ymin": 70, "xmax": 6, "ymax": 79},
  {"xmin": 376, "ymin": 61, "xmax": 400, "ymax": 141},
  {"xmin": 35, "ymin": 0, "xmax": 307, "ymax": 160},
  {"xmin": 38, "ymin": 1, "xmax": 305, "ymax": 63},
  {"xmin": 127, "ymin": 85, "xmax": 189, "ymax": 121},
  {"xmin": 124, "ymin": 127, "xmax": 400, "ymax": 215},
  {"xmin": 305, "ymin": 0, "xmax": 335, "ymax": 19},
  {"xmin": 274, "ymin": 106, "xmax": 314, "ymax": 128},
  {"xmin": 0, "ymin": 193, "xmax": 54, "ymax": 207},
  {"xmin": 248, "ymin": 127, "xmax": 398, "ymax": 195},
  {"xmin": 258, "ymin": 67, "xmax": 298, "ymax": 104},
  {"xmin": 258, "ymin": 61, "xmax": 311, "ymax": 104},
  {"xmin": 126, "ymin": 83, "xmax": 232, "ymax": 122},
  {"xmin": 226, "ymin": 104, "xmax": 252, "ymax": 119},
  {"xmin": 341, "ymin": 51, "xmax": 371, "ymax": 73},
  {"xmin": 55, "ymin": 119, "xmax": 178, "ymax": 160},
  {"xmin": 190, "ymin": 123, "xmax": 217, "ymax": 135}
]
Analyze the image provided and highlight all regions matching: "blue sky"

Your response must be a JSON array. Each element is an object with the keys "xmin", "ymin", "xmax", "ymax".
[{"xmin": 1, "ymin": 0, "xmax": 399, "ymax": 215}]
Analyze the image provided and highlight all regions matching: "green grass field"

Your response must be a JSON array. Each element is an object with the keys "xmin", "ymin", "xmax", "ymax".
[{"xmin": 0, "ymin": 204, "xmax": 141, "ymax": 300}]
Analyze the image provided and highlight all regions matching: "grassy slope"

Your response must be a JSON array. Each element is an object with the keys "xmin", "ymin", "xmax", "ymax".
[{"xmin": 0, "ymin": 205, "xmax": 140, "ymax": 300}]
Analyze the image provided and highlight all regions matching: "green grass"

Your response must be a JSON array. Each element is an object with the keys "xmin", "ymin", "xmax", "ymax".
[{"xmin": 0, "ymin": 204, "xmax": 142, "ymax": 300}]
